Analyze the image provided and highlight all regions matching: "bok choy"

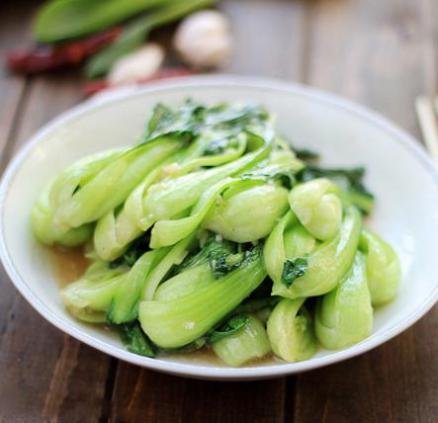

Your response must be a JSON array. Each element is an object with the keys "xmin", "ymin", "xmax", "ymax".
[{"xmin": 32, "ymin": 100, "xmax": 400, "ymax": 367}]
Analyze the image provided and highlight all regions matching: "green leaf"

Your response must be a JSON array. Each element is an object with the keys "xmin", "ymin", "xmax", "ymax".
[
  {"xmin": 167, "ymin": 232, "xmax": 254, "ymax": 279},
  {"xmin": 292, "ymin": 148, "xmax": 320, "ymax": 162},
  {"xmin": 144, "ymin": 100, "xmax": 204, "ymax": 143},
  {"xmin": 33, "ymin": 0, "xmax": 173, "ymax": 43},
  {"xmin": 142, "ymin": 101, "xmax": 271, "ymax": 152},
  {"xmin": 209, "ymin": 251, "xmax": 245, "ymax": 278},
  {"xmin": 207, "ymin": 314, "xmax": 250, "ymax": 344},
  {"xmin": 203, "ymin": 138, "xmax": 234, "ymax": 156},
  {"xmin": 85, "ymin": 0, "xmax": 217, "ymax": 78},
  {"xmin": 169, "ymin": 233, "xmax": 234, "ymax": 274},
  {"xmin": 241, "ymin": 169, "xmax": 296, "ymax": 189},
  {"xmin": 147, "ymin": 103, "xmax": 178, "ymax": 135},
  {"xmin": 235, "ymin": 297, "xmax": 280, "ymax": 314},
  {"xmin": 240, "ymin": 146, "xmax": 303, "ymax": 189},
  {"xmin": 109, "ymin": 235, "xmax": 150, "ymax": 268},
  {"xmin": 119, "ymin": 322, "xmax": 155, "ymax": 357},
  {"xmin": 281, "ymin": 257, "xmax": 308, "ymax": 287},
  {"xmin": 298, "ymin": 165, "xmax": 373, "ymax": 197}
]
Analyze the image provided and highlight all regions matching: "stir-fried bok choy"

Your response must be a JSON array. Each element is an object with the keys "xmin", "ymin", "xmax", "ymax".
[{"xmin": 31, "ymin": 100, "xmax": 401, "ymax": 366}]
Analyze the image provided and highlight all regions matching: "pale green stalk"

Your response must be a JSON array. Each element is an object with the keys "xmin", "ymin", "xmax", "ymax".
[
  {"xmin": 267, "ymin": 298, "xmax": 317, "ymax": 362},
  {"xmin": 212, "ymin": 315, "xmax": 271, "ymax": 366},
  {"xmin": 315, "ymin": 253, "xmax": 373, "ymax": 349},
  {"xmin": 139, "ymin": 248, "xmax": 266, "ymax": 348},
  {"xmin": 272, "ymin": 206, "xmax": 361, "ymax": 299},
  {"xmin": 359, "ymin": 229, "xmax": 401, "ymax": 306},
  {"xmin": 289, "ymin": 178, "xmax": 342, "ymax": 241}
]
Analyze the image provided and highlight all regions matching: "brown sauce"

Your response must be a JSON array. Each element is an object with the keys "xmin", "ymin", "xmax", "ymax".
[
  {"xmin": 166, "ymin": 348, "xmax": 277, "ymax": 367},
  {"xmin": 50, "ymin": 247, "xmax": 278, "ymax": 367},
  {"xmin": 49, "ymin": 246, "xmax": 89, "ymax": 287}
]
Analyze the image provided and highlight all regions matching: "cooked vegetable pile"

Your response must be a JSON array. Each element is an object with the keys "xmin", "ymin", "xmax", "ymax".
[{"xmin": 31, "ymin": 101, "xmax": 401, "ymax": 366}]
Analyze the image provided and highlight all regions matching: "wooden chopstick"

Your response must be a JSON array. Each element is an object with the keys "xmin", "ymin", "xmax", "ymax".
[{"xmin": 415, "ymin": 95, "xmax": 438, "ymax": 161}]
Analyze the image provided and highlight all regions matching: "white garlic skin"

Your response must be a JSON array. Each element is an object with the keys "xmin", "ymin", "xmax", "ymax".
[
  {"xmin": 174, "ymin": 10, "xmax": 232, "ymax": 69},
  {"xmin": 107, "ymin": 43, "xmax": 164, "ymax": 85}
]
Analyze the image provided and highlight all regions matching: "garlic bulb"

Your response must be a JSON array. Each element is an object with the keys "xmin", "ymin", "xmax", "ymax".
[
  {"xmin": 107, "ymin": 43, "xmax": 164, "ymax": 85},
  {"xmin": 173, "ymin": 10, "xmax": 232, "ymax": 69}
]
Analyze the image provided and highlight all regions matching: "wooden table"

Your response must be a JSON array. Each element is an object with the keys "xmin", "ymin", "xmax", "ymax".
[{"xmin": 1, "ymin": 0, "xmax": 437, "ymax": 421}]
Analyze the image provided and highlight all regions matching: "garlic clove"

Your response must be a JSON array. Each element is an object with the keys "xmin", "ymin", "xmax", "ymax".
[
  {"xmin": 107, "ymin": 43, "xmax": 165, "ymax": 86},
  {"xmin": 174, "ymin": 10, "xmax": 233, "ymax": 69}
]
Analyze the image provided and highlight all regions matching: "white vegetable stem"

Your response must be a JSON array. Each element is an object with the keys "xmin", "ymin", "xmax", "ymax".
[
  {"xmin": 174, "ymin": 10, "xmax": 232, "ymax": 69},
  {"xmin": 107, "ymin": 43, "xmax": 165, "ymax": 86}
]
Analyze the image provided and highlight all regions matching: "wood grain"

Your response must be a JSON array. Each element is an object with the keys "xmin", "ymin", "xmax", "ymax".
[
  {"xmin": 222, "ymin": 0, "xmax": 307, "ymax": 79},
  {"xmin": 12, "ymin": 74, "xmax": 84, "ymax": 151},
  {"xmin": 0, "ymin": 0, "xmax": 33, "ymax": 168},
  {"xmin": 180, "ymin": 378, "xmax": 287, "ymax": 423},
  {"xmin": 0, "ymin": 91, "xmax": 113, "ymax": 422},
  {"xmin": 304, "ymin": 0, "xmax": 431, "ymax": 133},
  {"xmin": 294, "ymin": 1, "xmax": 438, "ymax": 422},
  {"xmin": 109, "ymin": 365, "xmax": 187, "ymax": 422},
  {"xmin": 0, "ymin": 26, "xmax": 113, "ymax": 423}
]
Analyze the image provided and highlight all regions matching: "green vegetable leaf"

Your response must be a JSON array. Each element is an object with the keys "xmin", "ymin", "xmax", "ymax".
[
  {"xmin": 207, "ymin": 314, "xmax": 250, "ymax": 344},
  {"xmin": 170, "ymin": 233, "xmax": 261, "ymax": 280},
  {"xmin": 272, "ymin": 170, "xmax": 296, "ymax": 189},
  {"xmin": 206, "ymin": 237, "xmax": 262, "ymax": 279},
  {"xmin": 33, "ymin": 0, "xmax": 170, "ymax": 43},
  {"xmin": 235, "ymin": 297, "xmax": 280, "ymax": 314},
  {"xmin": 144, "ymin": 100, "xmax": 203, "ymax": 143},
  {"xmin": 118, "ymin": 322, "xmax": 155, "ymax": 357},
  {"xmin": 209, "ymin": 252, "xmax": 245, "ymax": 278},
  {"xmin": 147, "ymin": 103, "xmax": 181, "ymax": 135},
  {"xmin": 170, "ymin": 233, "xmax": 236, "ymax": 275},
  {"xmin": 298, "ymin": 165, "xmax": 373, "ymax": 197},
  {"xmin": 241, "ymin": 169, "xmax": 296, "ymax": 189},
  {"xmin": 201, "ymin": 103, "xmax": 269, "ymax": 132},
  {"xmin": 143, "ymin": 100, "xmax": 270, "ymax": 149},
  {"xmin": 85, "ymin": 0, "xmax": 217, "ymax": 78},
  {"xmin": 109, "ymin": 235, "xmax": 150, "ymax": 268},
  {"xmin": 281, "ymin": 257, "xmax": 308, "ymax": 287},
  {"xmin": 293, "ymin": 148, "xmax": 320, "ymax": 162},
  {"xmin": 203, "ymin": 138, "xmax": 237, "ymax": 156}
]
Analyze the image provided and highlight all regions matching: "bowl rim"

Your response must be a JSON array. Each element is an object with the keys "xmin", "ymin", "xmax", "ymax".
[{"xmin": 1, "ymin": 74, "xmax": 437, "ymax": 380}]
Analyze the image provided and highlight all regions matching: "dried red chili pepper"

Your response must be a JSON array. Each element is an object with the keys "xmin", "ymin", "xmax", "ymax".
[
  {"xmin": 6, "ymin": 27, "xmax": 121, "ymax": 74},
  {"xmin": 82, "ymin": 68, "xmax": 195, "ymax": 96}
]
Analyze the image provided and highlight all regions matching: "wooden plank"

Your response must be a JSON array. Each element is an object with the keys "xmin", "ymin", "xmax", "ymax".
[
  {"xmin": 304, "ymin": 0, "xmax": 430, "ymax": 133},
  {"xmin": 109, "ymin": 365, "xmax": 187, "ymax": 422},
  {"xmin": 294, "ymin": 1, "xmax": 438, "ymax": 422},
  {"xmin": 0, "ymin": 0, "xmax": 35, "ymax": 340},
  {"xmin": 108, "ymin": 1, "xmax": 307, "ymax": 421},
  {"xmin": 0, "ymin": 15, "xmax": 114, "ymax": 418},
  {"xmin": 223, "ymin": 0, "xmax": 307, "ymax": 79},
  {"xmin": 0, "ymin": 76, "xmax": 114, "ymax": 422},
  {"xmin": 12, "ymin": 73, "xmax": 84, "ymax": 151},
  {"xmin": 180, "ymin": 378, "xmax": 286, "ymax": 423},
  {"xmin": 0, "ymin": 0, "xmax": 33, "ymax": 167}
]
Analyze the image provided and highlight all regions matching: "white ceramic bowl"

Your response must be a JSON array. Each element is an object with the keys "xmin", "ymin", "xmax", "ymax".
[{"xmin": 1, "ymin": 76, "xmax": 437, "ymax": 380}]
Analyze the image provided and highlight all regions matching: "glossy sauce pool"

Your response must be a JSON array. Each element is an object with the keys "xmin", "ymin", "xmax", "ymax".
[
  {"xmin": 50, "ymin": 247, "xmax": 277, "ymax": 367},
  {"xmin": 49, "ymin": 245, "xmax": 89, "ymax": 287}
]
